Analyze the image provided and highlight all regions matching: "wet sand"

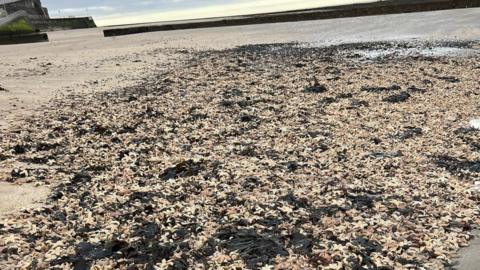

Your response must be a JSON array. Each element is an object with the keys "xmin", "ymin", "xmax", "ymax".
[{"xmin": 1, "ymin": 7, "xmax": 479, "ymax": 131}]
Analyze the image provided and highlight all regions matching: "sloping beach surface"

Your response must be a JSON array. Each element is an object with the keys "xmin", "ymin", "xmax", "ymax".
[
  {"xmin": 1, "ymin": 40, "xmax": 479, "ymax": 269},
  {"xmin": 0, "ymin": 7, "xmax": 479, "ymax": 270},
  {"xmin": 1, "ymin": 7, "xmax": 479, "ymax": 130}
]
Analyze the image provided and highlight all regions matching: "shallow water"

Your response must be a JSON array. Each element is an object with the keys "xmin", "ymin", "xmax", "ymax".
[{"xmin": 352, "ymin": 46, "xmax": 480, "ymax": 59}]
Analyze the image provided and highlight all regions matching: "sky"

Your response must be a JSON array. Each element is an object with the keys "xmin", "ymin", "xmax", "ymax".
[{"xmin": 42, "ymin": 0, "xmax": 375, "ymax": 26}]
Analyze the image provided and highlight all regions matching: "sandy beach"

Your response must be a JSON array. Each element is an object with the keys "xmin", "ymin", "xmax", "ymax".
[{"xmin": 0, "ymin": 7, "xmax": 479, "ymax": 269}]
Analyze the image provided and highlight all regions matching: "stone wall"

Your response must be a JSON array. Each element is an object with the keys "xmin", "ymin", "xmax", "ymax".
[
  {"xmin": 33, "ymin": 17, "xmax": 97, "ymax": 31},
  {"xmin": 4, "ymin": 0, "xmax": 49, "ymax": 20},
  {"xmin": 1, "ymin": 1, "xmax": 96, "ymax": 35}
]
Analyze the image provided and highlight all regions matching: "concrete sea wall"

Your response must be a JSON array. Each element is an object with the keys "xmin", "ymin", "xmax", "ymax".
[
  {"xmin": 0, "ymin": 11, "xmax": 35, "ymax": 36},
  {"xmin": 104, "ymin": 0, "xmax": 480, "ymax": 37},
  {"xmin": 0, "ymin": 32, "xmax": 48, "ymax": 44},
  {"xmin": 33, "ymin": 17, "xmax": 97, "ymax": 32}
]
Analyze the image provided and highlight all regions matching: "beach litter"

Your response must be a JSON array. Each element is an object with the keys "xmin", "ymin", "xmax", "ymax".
[
  {"xmin": 474, "ymin": 181, "xmax": 480, "ymax": 192},
  {"xmin": 470, "ymin": 119, "xmax": 480, "ymax": 130}
]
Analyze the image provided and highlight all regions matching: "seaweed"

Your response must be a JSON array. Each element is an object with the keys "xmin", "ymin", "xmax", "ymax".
[
  {"xmin": 384, "ymin": 91, "xmax": 411, "ymax": 103},
  {"xmin": 161, "ymin": 160, "xmax": 204, "ymax": 180},
  {"xmin": 361, "ymin": 84, "xmax": 401, "ymax": 93},
  {"xmin": 214, "ymin": 228, "xmax": 288, "ymax": 269}
]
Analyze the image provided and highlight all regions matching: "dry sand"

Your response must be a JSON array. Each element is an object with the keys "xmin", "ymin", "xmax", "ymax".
[
  {"xmin": 0, "ymin": 182, "xmax": 49, "ymax": 213},
  {"xmin": 0, "ymin": 7, "xmax": 479, "ymax": 269}
]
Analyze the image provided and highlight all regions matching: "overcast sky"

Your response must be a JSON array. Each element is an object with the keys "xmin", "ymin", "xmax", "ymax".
[{"xmin": 42, "ymin": 0, "xmax": 374, "ymax": 26}]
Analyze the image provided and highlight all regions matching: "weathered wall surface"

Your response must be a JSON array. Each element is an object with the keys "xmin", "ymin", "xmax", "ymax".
[
  {"xmin": 0, "ymin": 11, "xmax": 34, "ymax": 36},
  {"xmin": 3, "ymin": 0, "xmax": 49, "ymax": 20},
  {"xmin": 0, "ymin": 31, "xmax": 47, "ymax": 44},
  {"xmin": 0, "ymin": 0, "xmax": 46, "ymax": 36},
  {"xmin": 33, "ymin": 17, "xmax": 97, "ymax": 32},
  {"xmin": 0, "ymin": 0, "xmax": 96, "ymax": 35}
]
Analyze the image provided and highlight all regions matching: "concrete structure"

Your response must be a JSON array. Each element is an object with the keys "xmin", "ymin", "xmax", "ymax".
[
  {"xmin": 0, "ymin": 31, "xmax": 47, "ymax": 44},
  {"xmin": 35, "ymin": 17, "xmax": 97, "ymax": 32},
  {"xmin": 104, "ymin": 0, "xmax": 480, "ymax": 37},
  {"xmin": 0, "ymin": 0, "xmax": 49, "ymax": 35},
  {"xmin": 0, "ymin": 0, "xmax": 49, "ymax": 20},
  {"xmin": 0, "ymin": 0, "xmax": 95, "ymax": 36}
]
